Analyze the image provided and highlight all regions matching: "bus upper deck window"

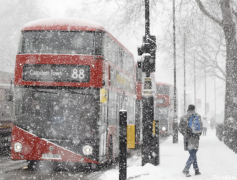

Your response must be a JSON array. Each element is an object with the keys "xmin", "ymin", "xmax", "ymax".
[
  {"xmin": 95, "ymin": 32, "xmax": 103, "ymax": 55},
  {"xmin": 20, "ymin": 31, "xmax": 95, "ymax": 55}
]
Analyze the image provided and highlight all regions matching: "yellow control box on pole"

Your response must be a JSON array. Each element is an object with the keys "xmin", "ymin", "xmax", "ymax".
[
  {"xmin": 127, "ymin": 124, "xmax": 135, "ymax": 149},
  {"xmin": 153, "ymin": 121, "xmax": 155, "ymax": 135}
]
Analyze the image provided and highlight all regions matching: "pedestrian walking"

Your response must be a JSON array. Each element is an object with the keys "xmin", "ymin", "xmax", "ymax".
[
  {"xmin": 203, "ymin": 116, "xmax": 208, "ymax": 136},
  {"xmin": 179, "ymin": 104, "xmax": 203, "ymax": 177},
  {"xmin": 210, "ymin": 117, "xmax": 215, "ymax": 130}
]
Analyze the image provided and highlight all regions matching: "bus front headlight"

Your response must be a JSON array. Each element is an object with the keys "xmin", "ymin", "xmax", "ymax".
[
  {"xmin": 162, "ymin": 127, "xmax": 166, "ymax": 131},
  {"xmin": 82, "ymin": 145, "xmax": 93, "ymax": 156},
  {"xmin": 14, "ymin": 142, "xmax": 22, "ymax": 152}
]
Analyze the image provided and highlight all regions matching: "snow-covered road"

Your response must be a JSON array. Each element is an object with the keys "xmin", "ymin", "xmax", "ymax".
[{"xmin": 99, "ymin": 129, "xmax": 237, "ymax": 180}]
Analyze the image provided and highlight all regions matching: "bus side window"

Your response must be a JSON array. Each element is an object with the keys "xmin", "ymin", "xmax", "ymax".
[
  {"xmin": 103, "ymin": 35, "xmax": 112, "ymax": 61},
  {"xmin": 95, "ymin": 32, "xmax": 103, "ymax": 55},
  {"xmin": 108, "ymin": 91, "xmax": 117, "ymax": 125},
  {"xmin": 121, "ymin": 49, "xmax": 124, "ymax": 70},
  {"xmin": 117, "ymin": 94, "xmax": 122, "ymax": 122},
  {"xmin": 116, "ymin": 94, "xmax": 120, "ymax": 125},
  {"xmin": 118, "ymin": 47, "xmax": 122, "ymax": 69}
]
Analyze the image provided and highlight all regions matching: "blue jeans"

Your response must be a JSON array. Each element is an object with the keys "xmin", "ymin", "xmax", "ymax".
[{"xmin": 184, "ymin": 149, "xmax": 199, "ymax": 171}]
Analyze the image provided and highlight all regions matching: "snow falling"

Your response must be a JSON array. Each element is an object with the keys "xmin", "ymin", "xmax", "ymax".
[{"xmin": 0, "ymin": 0, "xmax": 236, "ymax": 180}]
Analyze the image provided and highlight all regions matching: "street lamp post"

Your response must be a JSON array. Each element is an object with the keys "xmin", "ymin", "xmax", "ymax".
[
  {"xmin": 173, "ymin": 0, "xmax": 178, "ymax": 143},
  {"xmin": 214, "ymin": 77, "xmax": 216, "ymax": 120},
  {"xmin": 205, "ymin": 68, "xmax": 207, "ymax": 116},
  {"xmin": 184, "ymin": 33, "xmax": 186, "ymax": 114},
  {"xmin": 194, "ymin": 56, "xmax": 196, "ymax": 107}
]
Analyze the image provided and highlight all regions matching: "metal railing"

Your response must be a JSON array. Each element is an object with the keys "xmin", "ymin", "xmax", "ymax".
[{"xmin": 216, "ymin": 123, "xmax": 237, "ymax": 153}]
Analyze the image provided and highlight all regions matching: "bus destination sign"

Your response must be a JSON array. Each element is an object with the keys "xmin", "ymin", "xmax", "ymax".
[{"xmin": 23, "ymin": 64, "xmax": 90, "ymax": 83}]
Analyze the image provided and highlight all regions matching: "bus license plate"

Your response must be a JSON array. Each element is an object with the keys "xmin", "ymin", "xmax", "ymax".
[{"xmin": 42, "ymin": 153, "xmax": 61, "ymax": 159}]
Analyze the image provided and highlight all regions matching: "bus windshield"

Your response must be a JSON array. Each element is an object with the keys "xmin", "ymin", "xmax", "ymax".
[
  {"xmin": 14, "ymin": 87, "xmax": 100, "ymax": 141},
  {"xmin": 155, "ymin": 106, "xmax": 168, "ymax": 120},
  {"xmin": 156, "ymin": 85, "xmax": 169, "ymax": 95},
  {"xmin": 19, "ymin": 31, "xmax": 100, "ymax": 55}
]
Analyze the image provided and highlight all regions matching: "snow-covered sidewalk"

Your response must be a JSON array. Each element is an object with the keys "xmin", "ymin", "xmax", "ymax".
[{"xmin": 98, "ymin": 129, "xmax": 237, "ymax": 180}]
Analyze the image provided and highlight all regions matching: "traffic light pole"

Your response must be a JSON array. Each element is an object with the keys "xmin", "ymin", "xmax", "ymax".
[
  {"xmin": 145, "ymin": 0, "xmax": 150, "ymax": 38},
  {"xmin": 140, "ymin": 0, "xmax": 159, "ymax": 166}
]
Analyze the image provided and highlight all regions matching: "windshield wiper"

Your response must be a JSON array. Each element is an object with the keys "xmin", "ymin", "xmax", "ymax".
[
  {"xmin": 67, "ymin": 89, "xmax": 93, "ymax": 96},
  {"xmin": 43, "ymin": 138, "xmax": 71, "ymax": 142},
  {"xmin": 33, "ymin": 88, "xmax": 58, "ymax": 94}
]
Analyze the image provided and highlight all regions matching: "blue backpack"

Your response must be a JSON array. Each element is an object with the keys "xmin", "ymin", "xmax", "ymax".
[{"xmin": 188, "ymin": 114, "xmax": 202, "ymax": 134}]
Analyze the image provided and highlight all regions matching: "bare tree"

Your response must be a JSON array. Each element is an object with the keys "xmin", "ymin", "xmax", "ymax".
[
  {"xmin": 184, "ymin": 20, "xmax": 226, "ymax": 82},
  {"xmin": 194, "ymin": 0, "xmax": 237, "ymax": 127}
]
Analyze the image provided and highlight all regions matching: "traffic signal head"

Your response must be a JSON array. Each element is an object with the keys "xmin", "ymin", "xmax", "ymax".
[
  {"xmin": 137, "ymin": 35, "xmax": 156, "ymax": 73},
  {"xmin": 147, "ymin": 35, "xmax": 156, "ymax": 73},
  {"xmin": 142, "ymin": 53, "xmax": 151, "ymax": 73},
  {"xmin": 137, "ymin": 42, "xmax": 150, "ymax": 55},
  {"xmin": 137, "ymin": 56, "xmax": 142, "ymax": 68},
  {"xmin": 138, "ymin": 45, "xmax": 143, "ymax": 56}
]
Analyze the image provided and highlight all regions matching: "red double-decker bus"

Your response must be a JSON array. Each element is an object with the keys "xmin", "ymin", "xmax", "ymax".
[
  {"xmin": 154, "ymin": 82, "xmax": 175, "ymax": 137},
  {"xmin": 11, "ymin": 17, "xmax": 137, "ymax": 170}
]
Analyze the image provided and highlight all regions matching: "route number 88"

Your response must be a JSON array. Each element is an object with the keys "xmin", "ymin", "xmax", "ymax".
[{"xmin": 71, "ymin": 68, "xmax": 85, "ymax": 79}]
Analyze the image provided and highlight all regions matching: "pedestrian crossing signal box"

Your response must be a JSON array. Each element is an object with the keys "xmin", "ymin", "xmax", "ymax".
[{"xmin": 142, "ymin": 77, "xmax": 154, "ymax": 96}]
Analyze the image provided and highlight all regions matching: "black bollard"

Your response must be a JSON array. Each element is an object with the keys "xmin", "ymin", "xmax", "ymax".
[{"xmin": 119, "ymin": 110, "xmax": 127, "ymax": 180}]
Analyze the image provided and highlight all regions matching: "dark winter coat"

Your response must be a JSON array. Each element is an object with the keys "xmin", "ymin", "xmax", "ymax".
[{"xmin": 179, "ymin": 110, "xmax": 203, "ymax": 151}]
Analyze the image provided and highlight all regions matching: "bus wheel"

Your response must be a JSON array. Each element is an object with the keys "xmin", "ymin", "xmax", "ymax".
[
  {"xmin": 89, "ymin": 163, "xmax": 100, "ymax": 171},
  {"xmin": 35, "ymin": 161, "xmax": 55, "ymax": 173},
  {"xmin": 27, "ymin": 160, "xmax": 37, "ymax": 170}
]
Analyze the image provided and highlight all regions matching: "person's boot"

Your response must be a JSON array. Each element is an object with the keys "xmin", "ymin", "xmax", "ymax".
[
  {"xmin": 195, "ymin": 170, "xmax": 201, "ymax": 175},
  {"xmin": 182, "ymin": 169, "xmax": 191, "ymax": 177}
]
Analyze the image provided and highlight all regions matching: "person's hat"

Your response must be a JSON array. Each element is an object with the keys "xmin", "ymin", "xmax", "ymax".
[{"xmin": 188, "ymin": 104, "xmax": 195, "ymax": 111}]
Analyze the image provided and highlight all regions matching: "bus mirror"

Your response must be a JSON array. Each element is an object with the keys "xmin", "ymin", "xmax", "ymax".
[
  {"xmin": 137, "ymin": 56, "xmax": 142, "ymax": 68},
  {"xmin": 6, "ymin": 92, "xmax": 13, "ymax": 102},
  {"xmin": 8, "ymin": 95, "xmax": 13, "ymax": 102}
]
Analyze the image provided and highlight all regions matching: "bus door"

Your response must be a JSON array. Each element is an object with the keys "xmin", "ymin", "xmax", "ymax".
[
  {"xmin": 116, "ymin": 94, "xmax": 124, "ymax": 139},
  {"xmin": 99, "ymin": 90, "xmax": 108, "ymax": 161},
  {"xmin": 115, "ymin": 93, "xmax": 123, "ymax": 155}
]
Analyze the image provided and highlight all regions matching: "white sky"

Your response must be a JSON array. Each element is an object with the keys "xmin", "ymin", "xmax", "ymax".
[{"xmin": 42, "ymin": 0, "xmax": 74, "ymax": 17}]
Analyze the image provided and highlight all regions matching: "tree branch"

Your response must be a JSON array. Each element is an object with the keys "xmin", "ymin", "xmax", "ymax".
[
  {"xmin": 195, "ymin": 0, "xmax": 223, "ymax": 26},
  {"xmin": 232, "ymin": 8, "xmax": 237, "ymax": 20},
  {"xmin": 214, "ymin": 73, "xmax": 226, "ymax": 81},
  {"xmin": 193, "ymin": 52, "xmax": 226, "ymax": 81}
]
